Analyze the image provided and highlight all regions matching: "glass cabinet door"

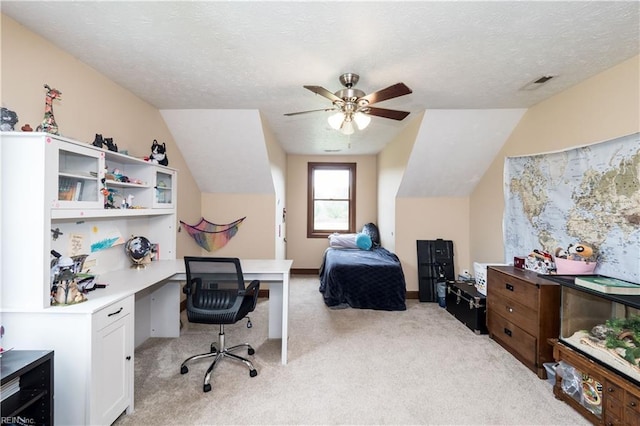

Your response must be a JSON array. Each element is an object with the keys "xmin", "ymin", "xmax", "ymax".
[
  {"xmin": 54, "ymin": 141, "xmax": 103, "ymax": 209},
  {"xmin": 153, "ymin": 169, "xmax": 175, "ymax": 208}
]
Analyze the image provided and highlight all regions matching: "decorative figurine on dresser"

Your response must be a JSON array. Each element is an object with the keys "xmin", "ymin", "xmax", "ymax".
[{"xmin": 36, "ymin": 84, "xmax": 62, "ymax": 135}]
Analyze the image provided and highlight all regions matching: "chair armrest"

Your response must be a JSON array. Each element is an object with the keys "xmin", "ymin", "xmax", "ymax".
[
  {"xmin": 183, "ymin": 277, "xmax": 201, "ymax": 295},
  {"xmin": 240, "ymin": 279, "xmax": 260, "ymax": 295}
]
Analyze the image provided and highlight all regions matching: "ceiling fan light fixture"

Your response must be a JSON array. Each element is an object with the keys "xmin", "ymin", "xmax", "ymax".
[
  {"xmin": 328, "ymin": 112, "xmax": 344, "ymax": 130},
  {"xmin": 354, "ymin": 112, "xmax": 371, "ymax": 130},
  {"xmin": 341, "ymin": 120, "xmax": 355, "ymax": 135}
]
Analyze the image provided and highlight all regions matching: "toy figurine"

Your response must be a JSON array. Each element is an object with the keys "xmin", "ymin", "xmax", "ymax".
[
  {"xmin": 92, "ymin": 133, "xmax": 104, "ymax": 148},
  {"xmin": 0, "ymin": 107, "xmax": 19, "ymax": 131},
  {"xmin": 148, "ymin": 140, "xmax": 169, "ymax": 166},
  {"xmin": 36, "ymin": 84, "xmax": 62, "ymax": 135},
  {"xmin": 104, "ymin": 137, "xmax": 118, "ymax": 152}
]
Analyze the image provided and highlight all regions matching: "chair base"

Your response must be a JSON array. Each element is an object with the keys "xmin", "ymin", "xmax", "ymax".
[{"xmin": 180, "ymin": 325, "xmax": 257, "ymax": 392}]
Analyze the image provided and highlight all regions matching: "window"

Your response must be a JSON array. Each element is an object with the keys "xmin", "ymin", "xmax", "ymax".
[{"xmin": 307, "ymin": 162, "xmax": 356, "ymax": 238}]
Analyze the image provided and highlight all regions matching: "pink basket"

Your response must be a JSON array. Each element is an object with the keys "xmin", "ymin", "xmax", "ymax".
[{"xmin": 554, "ymin": 257, "xmax": 597, "ymax": 275}]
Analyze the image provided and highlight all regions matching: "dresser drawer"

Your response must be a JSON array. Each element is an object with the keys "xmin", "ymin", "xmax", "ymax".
[
  {"xmin": 488, "ymin": 292, "xmax": 538, "ymax": 336},
  {"xmin": 93, "ymin": 296, "xmax": 134, "ymax": 332},
  {"xmin": 488, "ymin": 269, "xmax": 539, "ymax": 310},
  {"xmin": 605, "ymin": 380, "xmax": 624, "ymax": 403},
  {"xmin": 606, "ymin": 391, "xmax": 624, "ymax": 422},
  {"xmin": 627, "ymin": 389, "xmax": 640, "ymax": 413},
  {"xmin": 487, "ymin": 311, "xmax": 536, "ymax": 364}
]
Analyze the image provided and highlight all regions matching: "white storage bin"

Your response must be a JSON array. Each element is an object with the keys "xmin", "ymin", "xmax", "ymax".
[{"xmin": 473, "ymin": 262, "xmax": 509, "ymax": 295}]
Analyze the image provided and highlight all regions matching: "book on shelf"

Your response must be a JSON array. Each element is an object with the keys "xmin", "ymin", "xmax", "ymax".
[
  {"xmin": 574, "ymin": 275, "xmax": 640, "ymax": 295},
  {"xmin": 73, "ymin": 181, "xmax": 83, "ymax": 201},
  {"xmin": 58, "ymin": 177, "xmax": 74, "ymax": 201}
]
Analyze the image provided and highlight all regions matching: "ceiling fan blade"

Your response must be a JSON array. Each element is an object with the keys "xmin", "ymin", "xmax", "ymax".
[
  {"xmin": 284, "ymin": 107, "xmax": 337, "ymax": 116},
  {"xmin": 360, "ymin": 83, "xmax": 412, "ymax": 105},
  {"xmin": 365, "ymin": 107, "xmax": 411, "ymax": 121},
  {"xmin": 303, "ymin": 85, "xmax": 343, "ymax": 103}
]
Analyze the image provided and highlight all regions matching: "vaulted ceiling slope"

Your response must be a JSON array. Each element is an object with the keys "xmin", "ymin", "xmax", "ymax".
[
  {"xmin": 399, "ymin": 109, "xmax": 527, "ymax": 197},
  {"xmin": 161, "ymin": 110, "xmax": 274, "ymax": 194}
]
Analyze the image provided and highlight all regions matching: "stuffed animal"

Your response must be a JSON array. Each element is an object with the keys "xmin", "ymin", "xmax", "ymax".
[
  {"xmin": 0, "ymin": 107, "xmax": 19, "ymax": 131},
  {"xmin": 149, "ymin": 140, "xmax": 168, "ymax": 166},
  {"xmin": 555, "ymin": 242, "xmax": 596, "ymax": 262}
]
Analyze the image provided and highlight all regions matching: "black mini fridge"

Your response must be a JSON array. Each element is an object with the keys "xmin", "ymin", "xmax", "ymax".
[{"xmin": 416, "ymin": 239, "xmax": 454, "ymax": 302}]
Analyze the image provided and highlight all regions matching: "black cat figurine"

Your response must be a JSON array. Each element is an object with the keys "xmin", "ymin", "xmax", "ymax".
[
  {"xmin": 92, "ymin": 133, "xmax": 104, "ymax": 148},
  {"xmin": 150, "ymin": 140, "xmax": 168, "ymax": 166},
  {"xmin": 104, "ymin": 137, "xmax": 118, "ymax": 152}
]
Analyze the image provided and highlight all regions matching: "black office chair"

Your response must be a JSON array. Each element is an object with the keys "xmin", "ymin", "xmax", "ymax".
[{"xmin": 180, "ymin": 257, "xmax": 260, "ymax": 392}]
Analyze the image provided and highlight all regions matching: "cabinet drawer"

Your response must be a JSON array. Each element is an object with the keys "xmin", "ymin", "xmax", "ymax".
[
  {"xmin": 489, "ymin": 271, "xmax": 539, "ymax": 310},
  {"xmin": 488, "ymin": 292, "xmax": 538, "ymax": 336},
  {"xmin": 606, "ymin": 392, "xmax": 624, "ymax": 422},
  {"xmin": 627, "ymin": 390, "xmax": 640, "ymax": 414},
  {"xmin": 605, "ymin": 380, "xmax": 624, "ymax": 402},
  {"xmin": 94, "ymin": 297, "xmax": 133, "ymax": 331},
  {"xmin": 487, "ymin": 311, "xmax": 536, "ymax": 364}
]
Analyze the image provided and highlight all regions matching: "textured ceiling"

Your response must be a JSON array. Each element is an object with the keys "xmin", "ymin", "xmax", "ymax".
[{"xmin": 3, "ymin": 1, "xmax": 639, "ymax": 157}]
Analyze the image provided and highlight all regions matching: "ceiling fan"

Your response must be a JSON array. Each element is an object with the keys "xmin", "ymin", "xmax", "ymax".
[{"xmin": 284, "ymin": 73, "xmax": 412, "ymax": 134}]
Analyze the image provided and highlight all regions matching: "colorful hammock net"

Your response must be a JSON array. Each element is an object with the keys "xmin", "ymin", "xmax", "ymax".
[{"xmin": 179, "ymin": 217, "xmax": 245, "ymax": 252}]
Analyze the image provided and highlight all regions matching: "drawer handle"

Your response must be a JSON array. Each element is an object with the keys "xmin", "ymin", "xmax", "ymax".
[
  {"xmin": 630, "ymin": 401, "xmax": 637, "ymax": 407},
  {"xmin": 505, "ymin": 283, "xmax": 514, "ymax": 291},
  {"xmin": 107, "ymin": 307, "xmax": 123, "ymax": 317},
  {"xmin": 504, "ymin": 328, "xmax": 512, "ymax": 337},
  {"xmin": 506, "ymin": 306, "xmax": 514, "ymax": 313}
]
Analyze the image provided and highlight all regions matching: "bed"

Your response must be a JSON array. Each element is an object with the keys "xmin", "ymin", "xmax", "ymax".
[{"xmin": 318, "ymin": 224, "xmax": 407, "ymax": 311}]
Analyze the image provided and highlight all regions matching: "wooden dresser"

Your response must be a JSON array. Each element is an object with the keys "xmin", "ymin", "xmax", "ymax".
[{"xmin": 487, "ymin": 266, "xmax": 561, "ymax": 379}]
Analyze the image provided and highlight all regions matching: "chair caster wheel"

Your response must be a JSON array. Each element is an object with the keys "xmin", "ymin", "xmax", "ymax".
[
  {"xmin": 180, "ymin": 366, "xmax": 188, "ymax": 374},
  {"xmin": 203, "ymin": 383, "xmax": 212, "ymax": 392},
  {"xmin": 250, "ymin": 369, "xmax": 258, "ymax": 377},
  {"xmin": 248, "ymin": 348, "xmax": 255, "ymax": 355}
]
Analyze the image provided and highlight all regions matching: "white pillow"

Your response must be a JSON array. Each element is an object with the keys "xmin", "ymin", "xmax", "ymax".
[{"xmin": 328, "ymin": 233, "xmax": 359, "ymax": 249}]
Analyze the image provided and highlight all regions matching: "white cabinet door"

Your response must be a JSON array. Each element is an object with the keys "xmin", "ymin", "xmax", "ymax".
[
  {"xmin": 52, "ymin": 138, "xmax": 103, "ymax": 209},
  {"xmin": 92, "ymin": 297, "xmax": 134, "ymax": 425},
  {"xmin": 153, "ymin": 168, "xmax": 176, "ymax": 208}
]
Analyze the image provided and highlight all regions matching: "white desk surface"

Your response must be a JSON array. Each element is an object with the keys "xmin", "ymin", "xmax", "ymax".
[{"xmin": 25, "ymin": 258, "xmax": 293, "ymax": 315}]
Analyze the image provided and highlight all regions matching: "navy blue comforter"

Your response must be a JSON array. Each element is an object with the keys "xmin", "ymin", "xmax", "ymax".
[{"xmin": 319, "ymin": 247, "xmax": 407, "ymax": 311}]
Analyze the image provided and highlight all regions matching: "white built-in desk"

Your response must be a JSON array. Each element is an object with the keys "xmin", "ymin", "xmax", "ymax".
[
  {"xmin": 86, "ymin": 258, "xmax": 293, "ymax": 363},
  {"xmin": 1, "ymin": 258, "xmax": 292, "ymax": 425}
]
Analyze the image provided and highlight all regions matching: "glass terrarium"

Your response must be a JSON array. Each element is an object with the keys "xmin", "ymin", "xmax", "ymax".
[{"xmin": 556, "ymin": 279, "xmax": 640, "ymax": 386}]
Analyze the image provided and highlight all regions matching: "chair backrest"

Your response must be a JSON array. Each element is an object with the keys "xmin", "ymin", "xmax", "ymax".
[{"xmin": 183, "ymin": 256, "xmax": 251, "ymax": 324}]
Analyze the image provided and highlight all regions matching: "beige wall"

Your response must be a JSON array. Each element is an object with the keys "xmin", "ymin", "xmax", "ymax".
[
  {"xmin": 1, "ymin": 14, "xmax": 202, "ymax": 258},
  {"xmin": 197, "ymin": 193, "xmax": 276, "ymax": 258},
  {"xmin": 470, "ymin": 55, "xmax": 640, "ymax": 264},
  {"xmin": 261, "ymin": 113, "xmax": 287, "ymax": 260},
  {"xmin": 286, "ymin": 154, "xmax": 378, "ymax": 268},
  {"xmin": 396, "ymin": 197, "xmax": 471, "ymax": 292},
  {"xmin": 378, "ymin": 111, "xmax": 472, "ymax": 293},
  {"xmin": 377, "ymin": 112, "xmax": 424, "ymax": 252}
]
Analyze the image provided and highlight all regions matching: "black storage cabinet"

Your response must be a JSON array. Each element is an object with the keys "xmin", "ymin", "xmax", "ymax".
[{"xmin": 416, "ymin": 239, "xmax": 454, "ymax": 302}]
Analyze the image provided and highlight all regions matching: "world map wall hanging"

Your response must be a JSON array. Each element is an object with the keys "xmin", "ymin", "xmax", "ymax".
[
  {"xmin": 503, "ymin": 132, "xmax": 640, "ymax": 283},
  {"xmin": 180, "ymin": 217, "xmax": 245, "ymax": 251}
]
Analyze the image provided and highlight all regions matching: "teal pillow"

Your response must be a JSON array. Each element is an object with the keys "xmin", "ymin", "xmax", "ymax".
[{"xmin": 355, "ymin": 233, "xmax": 372, "ymax": 250}]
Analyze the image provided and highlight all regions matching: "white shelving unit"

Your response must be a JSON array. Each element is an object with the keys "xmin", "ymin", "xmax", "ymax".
[{"xmin": 0, "ymin": 131, "xmax": 178, "ymax": 425}]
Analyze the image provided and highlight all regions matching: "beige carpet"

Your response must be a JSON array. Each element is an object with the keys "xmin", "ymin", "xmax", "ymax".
[{"xmin": 114, "ymin": 276, "xmax": 588, "ymax": 425}]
